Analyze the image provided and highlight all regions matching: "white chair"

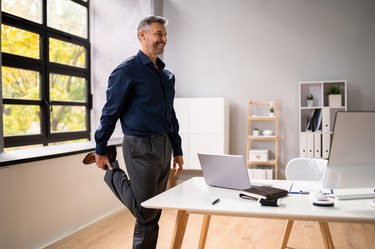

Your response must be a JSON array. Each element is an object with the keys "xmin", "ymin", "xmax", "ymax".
[
  {"xmin": 281, "ymin": 158, "xmax": 334, "ymax": 249},
  {"xmin": 285, "ymin": 157, "xmax": 328, "ymax": 181}
]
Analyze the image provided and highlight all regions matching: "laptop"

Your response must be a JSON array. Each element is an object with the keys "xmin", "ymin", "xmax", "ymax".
[{"xmin": 198, "ymin": 153, "xmax": 252, "ymax": 190}]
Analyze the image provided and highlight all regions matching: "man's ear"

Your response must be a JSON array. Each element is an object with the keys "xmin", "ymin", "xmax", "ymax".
[{"xmin": 138, "ymin": 31, "xmax": 146, "ymax": 41}]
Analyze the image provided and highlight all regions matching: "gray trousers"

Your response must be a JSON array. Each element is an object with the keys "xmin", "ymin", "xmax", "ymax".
[{"xmin": 104, "ymin": 134, "xmax": 172, "ymax": 249}]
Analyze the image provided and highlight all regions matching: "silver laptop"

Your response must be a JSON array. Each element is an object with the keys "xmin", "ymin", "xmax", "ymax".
[{"xmin": 198, "ymin": 153, "xmax": 252, "ymax": 190}]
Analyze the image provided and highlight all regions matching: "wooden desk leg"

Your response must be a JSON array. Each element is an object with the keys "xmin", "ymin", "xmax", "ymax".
[
  {"xmin": 168, "ymin": 169, "xmax": 177, "ymax": 188},
  {"xmin": 280, "ymin": 220, "xmax": 294, "ymax": 249},
  {"xmin": 319, "ymin": 222, "xmax": 334, "ymax": 249},
  {"xmin": 198, "ymin": 215, "xmax": 211, "ymax": 249},
  {"xmin": 323, "ymin": 222, "xmax": 334, "ymax": 249},
  {"xmin": 170, "ymin": 210, "xmax": 189, "ymax": 249}
]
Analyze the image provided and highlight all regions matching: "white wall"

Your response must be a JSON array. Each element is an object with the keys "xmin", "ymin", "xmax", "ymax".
[
  {"xmin": 91, "ymin": 0, "xmax": 153, "ymax": 140},
  {"xmin": 0, "ymin": 152, "xmax": 124, "ymax": 249},
  {"xmin": 163, "ymin": 0, "xmax": 375, "ymax": 176}
]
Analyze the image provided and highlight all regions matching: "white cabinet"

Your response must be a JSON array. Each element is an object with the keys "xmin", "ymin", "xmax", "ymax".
[
  {"xmin": 174, "ymin": 98, "xmax": 230, "ymax": 169},
  {"xmin": 299, "ymin": 80, "xmax": 347, "ymax": 159}
]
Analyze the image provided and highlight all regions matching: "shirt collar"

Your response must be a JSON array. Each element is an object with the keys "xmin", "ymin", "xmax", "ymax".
[{"xmin": 137, "ymin": 50, "xmax": 165, "ymax": 69}]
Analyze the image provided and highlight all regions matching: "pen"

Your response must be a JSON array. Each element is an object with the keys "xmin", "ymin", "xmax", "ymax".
[
  {"xmin": 212, "ymin": 198, "xmax": 220, "ymax": 205},
  {"xmin": 299, "ymin": 191, "xmax": 310, "ymax": 195}
]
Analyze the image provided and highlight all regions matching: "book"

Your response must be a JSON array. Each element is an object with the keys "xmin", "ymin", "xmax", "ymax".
[
  {"xmin": 312, "ymin": 109, "xmax": 322, "ymax": 132},
  {"xmin": 314, "ymin": 109, "xmax": 322, "ymax": 131},
  {"xmin": 239, "ymin": 186, "xmax": 289, "ymax": 200},
  {"xmin": 305, "ymin": 109, "xmax": 315, "ymax": 131}
]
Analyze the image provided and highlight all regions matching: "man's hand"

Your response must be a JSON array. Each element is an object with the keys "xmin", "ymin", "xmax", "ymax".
[
  {"xmin": 95, "ymin": 154, "xmax": 112, "ymax": 170},
  {"xmin": 173, "ymin": 155, "xmax": 184, "ymax": 176}
]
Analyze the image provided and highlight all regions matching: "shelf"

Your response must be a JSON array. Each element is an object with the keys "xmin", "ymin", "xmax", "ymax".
[
  {"xmin": 299, "ymin": 80, "xmax": 347, "ymax": 159},
  {"xmin": 248, "ymin": 136, "xmax": 277, "ymax": 141},
  {"xmin": 246, "ymin": 100, "xmax": 279, "ymax": 179},
  {"xmin": 246, "ymin": 160, "xmax": 277, "ymax": 165},
  {"xmin": 300, "ymin": 106, "xmax": 322, "ymax": 110},
  {"xmin": 302, "ymin": 131, "xmax": 333, "ymax": 135},
  {"xmin": 249, "ymin": 116, "xmax": 276, "ymax": 121}
]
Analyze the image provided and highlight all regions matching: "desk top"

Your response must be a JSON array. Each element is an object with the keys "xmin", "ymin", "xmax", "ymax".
[{"xmin": 142, "ymin": 177, "xmax": 375, "ymax": 224}]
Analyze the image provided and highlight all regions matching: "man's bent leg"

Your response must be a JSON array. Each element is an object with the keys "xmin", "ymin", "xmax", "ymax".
[{"xmin": 103, "ymin": 161, "xmax": 138, "ymax": 216}]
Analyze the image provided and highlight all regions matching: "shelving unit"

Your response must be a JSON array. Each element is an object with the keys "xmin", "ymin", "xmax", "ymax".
[
  {"xmin": 246, "ymin": 101, "xmax": 279, "ymax": 179},
  {"xmin": 299, "ymin": 80, "xmax": 347, "ymax": 159}
]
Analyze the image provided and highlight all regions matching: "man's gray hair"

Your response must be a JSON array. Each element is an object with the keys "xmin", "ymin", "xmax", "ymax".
[{"xmin": 137, "ymin": 15, "xmax": 168, "ymax": 33}]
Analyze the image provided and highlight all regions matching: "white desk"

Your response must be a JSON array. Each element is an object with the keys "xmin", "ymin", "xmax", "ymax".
[{"xmin": 142, "ymin": 177, "xmax": 375, "ymax": 249}]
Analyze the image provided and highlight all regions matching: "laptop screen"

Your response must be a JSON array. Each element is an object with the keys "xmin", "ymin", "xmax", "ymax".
[{"xmin": 198, "ymin": 153, "xmax": 252, "ymax": 190}]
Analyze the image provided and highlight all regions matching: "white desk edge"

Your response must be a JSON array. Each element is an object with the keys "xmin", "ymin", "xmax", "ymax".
[{"xmin": 142, "ymin": 177, "xmax": 375, "ymax": 224}]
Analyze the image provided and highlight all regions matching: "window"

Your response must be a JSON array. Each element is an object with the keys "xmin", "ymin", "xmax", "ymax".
[{"xmin": 1, "ymin": 0, "xmax": 91, "ymax": 151}]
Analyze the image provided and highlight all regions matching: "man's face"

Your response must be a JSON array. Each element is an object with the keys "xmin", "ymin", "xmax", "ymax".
[{"xmin": 141, "ymin": 23, "xmax": 167, "ymax": 56}]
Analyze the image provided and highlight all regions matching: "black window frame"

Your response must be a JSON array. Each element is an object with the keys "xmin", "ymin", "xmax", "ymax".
[{"xmin": 1, "ymin": 0, "xmax": 91, "ymax": 148}]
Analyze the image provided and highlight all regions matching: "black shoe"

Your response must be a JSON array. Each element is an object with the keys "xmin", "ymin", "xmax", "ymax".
[{"xmin": 82, "ymin": 145, "xmax": 117, "ymax": 165}]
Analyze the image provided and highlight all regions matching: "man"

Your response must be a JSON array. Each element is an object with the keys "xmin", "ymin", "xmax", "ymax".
[{"xmin": 91, "ymin": 15, "xmax": 184, "ymax": 249}]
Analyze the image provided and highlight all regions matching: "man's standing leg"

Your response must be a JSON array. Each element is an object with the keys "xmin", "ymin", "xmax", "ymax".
[{"xmin": 123, "ymin": 134, "xmax": 172, "ymax": 249}]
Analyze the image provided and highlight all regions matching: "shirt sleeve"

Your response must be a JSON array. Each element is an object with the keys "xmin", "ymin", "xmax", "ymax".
[
  {"xmin": 167, "ymin": 107, "xmax": 183, "ymax": 157},
  {"xmin": 95, "ymin": 67, "xmax": 130, "ymax": 155}
]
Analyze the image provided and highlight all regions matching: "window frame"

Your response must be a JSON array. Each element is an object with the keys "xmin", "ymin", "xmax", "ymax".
[{"xmin": 1, "ymin": 0, "xmax": 91, "ymax": 149}]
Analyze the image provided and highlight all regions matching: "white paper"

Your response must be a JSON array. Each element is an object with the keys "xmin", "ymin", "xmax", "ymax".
[{"xmin": 289, "ymin": 181, "xmax": 332, "ymax": 194}]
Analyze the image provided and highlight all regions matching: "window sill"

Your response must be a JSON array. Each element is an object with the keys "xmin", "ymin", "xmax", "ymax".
[{"xmin": 0, "ymin": 138, "xmax": 122, "ymax": 167}]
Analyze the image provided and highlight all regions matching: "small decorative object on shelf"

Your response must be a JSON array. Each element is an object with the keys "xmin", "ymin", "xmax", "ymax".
[
  {"xmin": 269, "ymin": 106, "xmax": 275, "ymax": 117},
  {"xmin": 252, "ymin": 128, "xmax": 260, "ymax": 136},
  {"xmin": 262, "ymin": 130, "xmax": 273, "ymax": 136},
  {"xmin": 328, "ymin": 85, "xmax": 342, "ymax": 107},
  {"xmin": 306, "ymin": 94, "xmax": 314, "ymax": 107},
  {"xmin": 249, "ymin": 149, "xmax": 269, "ymax": 162}
]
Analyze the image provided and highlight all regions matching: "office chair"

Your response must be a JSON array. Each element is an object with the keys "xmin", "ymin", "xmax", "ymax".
[
  {"xmin": 285, "ymin": 157, "xmax": 327, "ymax": 181},
  {"xmin": 281, "ymin": 158, "xmax": 334, "ymax": 249}
]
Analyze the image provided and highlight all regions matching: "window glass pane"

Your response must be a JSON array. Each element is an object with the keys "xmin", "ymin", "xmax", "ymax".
[
  {"xmin": 1, "ymin": 0, "xmax": 42, "ymax": 24},
  {"xmin": 50, "ymin": 105, "xmax": 86, "ymax": 132},
  {"xmin": 3, "ymin": 105, "xmax": 41, "ymax": 136},
  {"xmin": 1, "ymin": 24, "xmax": 40, "ymax": 59},
  {"xmin": 47, "ymin": 0, "xmax": 88, "ymax": 38},
  {"xmin": 49, "ymin": 38, "xmax": 86, "ymax": 68},
  {"xmin": 2, "ymin": 67, "xmax": 40, "ymax": 100},
  {"xmin": 49, "ymin": 138, "xmax": 88, "ymax": 146},
  {"xmin": 50, "ymin": 74, "xmax": 86, "ymax": 102}
]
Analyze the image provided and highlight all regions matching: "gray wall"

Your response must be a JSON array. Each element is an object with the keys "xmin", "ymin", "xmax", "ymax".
[{"xmin": 163, "ymin": 0, "xmax": 375, "ymax": 177}]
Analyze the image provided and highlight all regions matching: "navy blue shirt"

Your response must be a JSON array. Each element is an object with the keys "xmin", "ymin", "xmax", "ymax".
[{"xmin": 95, "ymin": 50, "xmax": 182, "ymax": 156}]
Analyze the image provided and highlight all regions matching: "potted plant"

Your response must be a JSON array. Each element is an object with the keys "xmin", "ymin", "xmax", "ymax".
[
  {"xmin": 252, "ymin": 127, "xmax": 260, "ymax": 136},
  {"xmin": 328, "ymin": 85, "xmax": 342, "ymax": 107},
  {"xmin": 306, "ymin": 94, "xmax": 314, "ymax": 107},
  {"xmin": 269, "ymin": 106, "xmax": 275, "ymax": 117}
]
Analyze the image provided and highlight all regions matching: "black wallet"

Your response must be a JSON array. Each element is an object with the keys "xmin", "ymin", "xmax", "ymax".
[{"xmin": 239, "ymin": 186, "xmax": 289, "ymax": 200}]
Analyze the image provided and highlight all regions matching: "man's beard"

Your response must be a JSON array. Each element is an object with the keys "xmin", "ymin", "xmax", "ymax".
[{"xmin": 153, "ymin": 41, "xmax": 165, "ymax": 55}]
